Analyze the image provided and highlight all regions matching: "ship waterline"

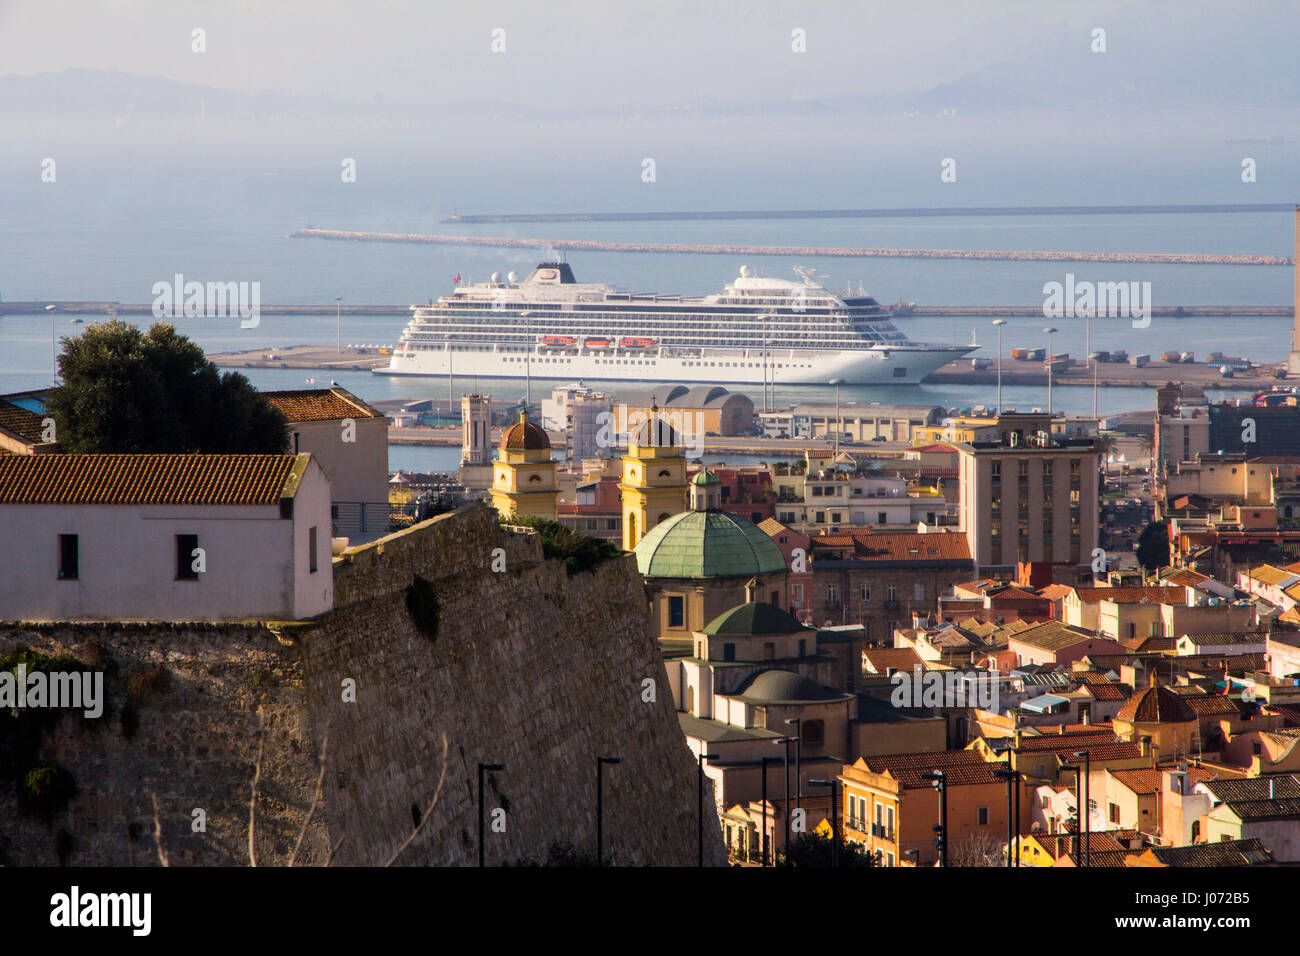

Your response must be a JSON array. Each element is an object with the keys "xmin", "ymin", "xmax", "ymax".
[{"xmin": 377, "ymin": 262, "xmax": 975, "ymax": 386}]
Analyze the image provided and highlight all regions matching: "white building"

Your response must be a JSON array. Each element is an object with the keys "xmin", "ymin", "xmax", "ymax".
[
  {"xmin": 541, "ymin": 384, "xmax": 613, "ymax": 460},
  {"xmin": 264, "ymin": 387, "xmax": 389, "ymax": 543},
  {"xmin": 461, "ymin": 393, "xmax": 492, "ymax": 466},
  {"xmin": 0, "ymin": 453, "xmax": 333, "ymax": 623}
]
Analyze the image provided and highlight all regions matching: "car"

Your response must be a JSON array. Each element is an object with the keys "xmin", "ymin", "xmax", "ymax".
[{"xmin": 871, "ymin": 436, "xmax": 888, "ymax": 443}]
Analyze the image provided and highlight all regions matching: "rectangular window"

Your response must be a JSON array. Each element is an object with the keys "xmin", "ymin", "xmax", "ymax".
[
  {"xmin": 58, "ymin": 534, "xmax": 78, "ymax": 580},
  {"xmin": 176, "ymin": 533, "xmax": 199, "ymax": 580},
  {"xmin": 309, "ymin": 526, "xmax": 318, "ymax": 573},
  {"xmin": 977, "ymin": 806, "xmax": 989, "ymax": 825},
  {"xmin": 723, "ymin": 643, "xmax": 736, "ymax": 662},
  {"xmin": 668, "ymin": 595, "xmax": 685, "ymax": 628},
  {"xmin": 860, "ymin": 584, "xmax": 871, "ymax": 601},
  {"xmin": 914, "ymin": 583, "xmax": 924, "ymax": 601}
]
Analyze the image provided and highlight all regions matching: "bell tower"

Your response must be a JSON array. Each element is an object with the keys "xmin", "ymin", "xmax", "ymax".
[{"xmin": 619, "ymin": 405, "xmax": 688, "ymax": 550}]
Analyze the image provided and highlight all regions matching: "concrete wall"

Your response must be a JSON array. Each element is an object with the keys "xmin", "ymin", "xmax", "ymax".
[{"xmin": 0, "ymin": 503, "xmax": 723, "ymax": 866}]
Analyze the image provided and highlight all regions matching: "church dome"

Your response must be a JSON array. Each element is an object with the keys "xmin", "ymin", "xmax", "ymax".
[
  {"xmin": 630, "ymin": 415, "xmax": 680, "ymax": 448},
  {"xmin": 691, "ymin": 469, "xmax": 721, "ymax": 486},
  {"xmin": 501, "ymin": 411, "xmax": 550, "ymax": 451},
  {"xmin": 1116, "ymin": 681, "xmax": 1196, "ymax": 724},
  {"xmin": 733, "ymin": 669, "xmax": 844, "ymax": 703},
  {"xmin": 703, "ymin": 602, "xmax": 805, "ymax": 637},
  {"xmin": 634, "ymin": 510, "xmax": 786, "ymax": 578}
]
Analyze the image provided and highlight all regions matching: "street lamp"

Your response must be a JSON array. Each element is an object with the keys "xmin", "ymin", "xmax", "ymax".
[
  {"xmin": 1073, "ymin": 749, "xmax": 1092, "ymax": 868},
  {"xmin": 773, "ymin": 736, "xmax": 799, "ymax": 860},
  {"xmin": 992, "ymin": 758, "xmax": 1022, "ymax": 868},
  {"xmin": 477, "ymin": 762, "xmax": 505, "ymax": 867},
  {"xmin": 760, "ymin": 754, "xmax": 780, "ymax": 866},
  {"xmin": 829, "ymin": 378, "xmax": 845, "ymax": 459},
  {"xmin": 336, "ymin": 296, "xmax": 342, "ymax": 354},
  {"xmin": 1060, "ymin": 762, "xmax": 1083, "ymax": 865},
  {"xmin": 992, "ymin": 320, "xmax": 1007, "ymax": 415},
  {"xmin": 1043, "ymin": 326, "xmax": 1058, "ymax": 417},
  {"xmin": 921, "ymin": 770, "xmax": 948, "ymax": 867},
  {"xmin": 785, "ymin": 718, "xmax": 802, "ymax": 812},
  {"xmin": 808, "ymin": 778, "xmax": 840, "ymax": 867},
  {"xmin": 596, "ymin": 756, "xmax": 620, "ymax": 866},
  {"xmin": 698, "ymin": 752, "xmax": 719, "ymax": 867}
]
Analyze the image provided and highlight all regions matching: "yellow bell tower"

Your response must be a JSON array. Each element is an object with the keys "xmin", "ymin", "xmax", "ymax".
[
  {"xmin": 491, "ymin": 411, "xmax": 559, "ymax": 521},
  {"xmin": 620, "ymin": 406, "xmax": 688, "ymax": 550}
]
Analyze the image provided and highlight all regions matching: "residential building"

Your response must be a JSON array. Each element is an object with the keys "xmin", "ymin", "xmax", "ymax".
[{"xmin": 0, "ymin": 453, "xmax": 332, "ymax": 622}]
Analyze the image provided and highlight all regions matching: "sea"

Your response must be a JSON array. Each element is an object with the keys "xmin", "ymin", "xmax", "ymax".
[{"xmin": 2, "ymin": 142, "xmax": 1293, "ymax": 462}]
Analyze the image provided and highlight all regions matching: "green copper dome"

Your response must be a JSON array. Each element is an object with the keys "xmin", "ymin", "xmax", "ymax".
[
  {"xmin": 691, "ymin": 469, "xmax": 721, "ymax": 486},
  {"xmin": 634, "ymin": 510, "xmax": 787, "ymax": 578},
  {"xmin": 702, "ymin": 602, "xmax": 805, "ymax": 637}
]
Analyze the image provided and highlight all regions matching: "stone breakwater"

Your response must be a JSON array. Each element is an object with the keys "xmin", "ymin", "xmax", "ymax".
[
  {"xmin": 0, "ymin": 504, "xmax": 724, "ymax": 866},
  {"xmin": 292, "ymin": 228, "xmax": 1294, "ymax": 266}
]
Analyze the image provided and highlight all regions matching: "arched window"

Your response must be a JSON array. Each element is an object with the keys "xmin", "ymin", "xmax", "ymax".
[
  {"xmin": 658, "ymin": 469, "xmax": 670, "ymax": 478},
  {"xmin": 802, "ymin": 719, "xmax": 825, "ymax": 746},
  {"xmin": 528, "ymin": 474, "xmax": 541, "ymax": 483},
  {"xmin": 1286, "ymin": 505, "xmax": 1294, "ymax": 518}
]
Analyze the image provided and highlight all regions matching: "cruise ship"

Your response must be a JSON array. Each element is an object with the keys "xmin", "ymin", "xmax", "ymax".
[{"xmin": 377, "ymin": 263, "xmax": 975, "ymax": 385}]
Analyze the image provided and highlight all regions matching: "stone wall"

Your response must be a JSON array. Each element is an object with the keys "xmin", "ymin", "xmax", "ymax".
[{"xmin": 0, "ymin": 503, "xmax": 724, "ymax": 866}]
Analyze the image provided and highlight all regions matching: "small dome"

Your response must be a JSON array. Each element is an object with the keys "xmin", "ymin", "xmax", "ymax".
[
  {"xmin": 501, "ymin": 411, "xmax": 550, "ymax": 451},
  {"xmin": 703, "ymin": 602, "xmax": 805, "ymax": 637},
  {"xmin": 1116, "ymin": 682, "xmax": 1196, "ymax": 724},
  {"xmin": 691, "ymin": 469, "xmax": 721, "ymax": 486},
  {"xmin": 734, "ymin": 669, "xmax": 843, "ymax": 704},
  {"xmin": 630, "ymin": 414, "xmax": 680, "ymax": 448}
]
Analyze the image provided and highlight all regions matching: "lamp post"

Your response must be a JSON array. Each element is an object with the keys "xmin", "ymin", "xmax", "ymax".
[
  {"xmin": 829, "ymin": 378, "xmax": 845, "ymax": 459},
  {"xmin": 697, "ymin": 751, "xmax": 719, "ymax": 867},
  {"xmin": 993, "ymin": 758, "xmax": 1022, "ymax": 868},
  {"xmin": 922, "ymin": 770, "xmax": 948, "ymax": 867},
  {"xmin": 596, "ymin": 756, "xmax": 620, "ymax": 867},
  {"xmin": 477, "ymin": 762, "xmax": 504, "ymax": 867},
  {"xmin": 775, "ymin": 736, "xmax": 798, "ymax": 859},
  {"xmin": 335, "ymin": 296, "xmax": 342, "ymax": 354},
  {"xmin": 1061, "ymin": 762, "xmax": 1083, "ymax": 864},
  {"xmin": 760, "ymin": 755, "xmax": 780, "ymax": 866},
  {"xmin": 1073, "ymin": 749, "xmax": 1092, "ymax": 868},
  {"xmin": 785, "ymin": 718, "xmax": 802, "ymax": 813},
  {"xmin": 992, "ymin": 319, "xmax": 1007, "ymax": 415},
  {"xmin": 808, "ymin": 778, "xmax": 840, "ymax": 867},
  {"xmin": 1043, "ymin": 326, "xmax": 1058, "ymax": 417}
]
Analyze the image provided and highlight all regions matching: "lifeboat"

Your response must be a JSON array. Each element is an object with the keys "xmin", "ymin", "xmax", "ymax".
[
  {"xmin": 584, "ymin": 337, "xmax": 613, "ymax": 349},
  {"xmin": 620, "ymin": 337, "xmax": 657, "ymax": 349},
  {"xmin": 539, "ymin": 335, "xmax": 576, "ymax": 348}
]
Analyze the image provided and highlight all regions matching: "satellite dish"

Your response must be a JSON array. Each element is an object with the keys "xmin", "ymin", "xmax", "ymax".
[
  {"xmin": 739, "ymin": 265, "xmax": 751, "ymax": 278},
  {"xmin": 490, "ymin": 272, "xmax": 500, "ymax": 283},
  {"xmin": 507, "ymin": 271, "xmax": 518, "ymax": 283}
]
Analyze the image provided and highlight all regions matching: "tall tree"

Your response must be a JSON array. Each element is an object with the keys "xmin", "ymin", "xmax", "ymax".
[
  {"xmin": 1136, "ymin": 520, "xmax": 1170, "ymax": 572},
  {"xmin": 45, "ymin": 320, "xmax": 289, "ymax": 454}
]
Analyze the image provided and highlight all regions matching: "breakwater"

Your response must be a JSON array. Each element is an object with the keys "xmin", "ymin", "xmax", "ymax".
[
  {"xmin": 290, "ymin": 228, "xmax": 1293, "ymax": 266},
  {"xmin": 443, "ymin": 202, "xmax": 1298, "ymax": 224}
]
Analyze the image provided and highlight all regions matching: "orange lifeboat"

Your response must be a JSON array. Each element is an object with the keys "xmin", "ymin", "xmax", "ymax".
[
  {"xmin": 539, "ymin": 335, "xmax": 576, "ymax": 348},
  {"xmin": 584, "ymin": 337, "xmax": 613, "ymax": 349},
  {"xmin": 620, "ymin": 337, "xmax": 656, "ymax": 349}
]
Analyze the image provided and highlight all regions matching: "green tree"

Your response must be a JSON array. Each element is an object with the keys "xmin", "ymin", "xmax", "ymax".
[
  {"xmin": 44, "ymin": 321, "xmax": 289, "ymax": 453},
  {"xmin": 1136, "ymin": 520, "xmax": 1169, "ymax": 572},
  {"xmin": 778, "ymin": 831, "xmax": 878, "ymax": 868}
]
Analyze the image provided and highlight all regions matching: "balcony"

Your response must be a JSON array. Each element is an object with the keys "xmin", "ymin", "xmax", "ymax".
[
  {"xmin": 871, "ymin": 823, "xmax": 896, "ymax": 841},
  {"xmin": 882, "ymin": 599, "xmax": 900, "ymax": 611},
  {"xmin": 825, "ymin": 600, "xmax": 842, "ymax": 611}
]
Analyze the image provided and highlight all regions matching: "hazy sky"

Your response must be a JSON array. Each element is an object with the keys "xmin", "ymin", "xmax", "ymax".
[{"xmin": 0, "ymin": 0, "xmax": 1135, "ymax": 107}]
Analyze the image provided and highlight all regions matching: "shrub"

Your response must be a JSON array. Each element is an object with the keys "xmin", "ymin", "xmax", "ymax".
[
  {"xmin": 499, "ymin": 515, "xmax": 622, "ymax": 575},
  {"xmin": 19, "ymin": 764, "xmax": 77, "ymax": 822}
]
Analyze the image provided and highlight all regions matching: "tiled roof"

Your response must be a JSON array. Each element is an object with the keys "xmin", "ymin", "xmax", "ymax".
[
  {"xmin": 1124, "ymin": 636, "xmax": 1176, "ymax": 652},
  {"xmin": 1014, "ymin": 730, "xmax": 1119, "ymax": 752},
  {"xmin": 1247, "ymin": 564, "xmax": 1300, "ymax": 587},
  {"xmin": 1146, "ymin": 838, "xmax": 1274, "ymax": 867},
  {"xmin": 1109, "ymin": 766, "xmax": 1218, "ymax": 795},
  {"xmin": 1181, "ymin": 695, "xmax": 1243, "ymax": 716},
  {"xmin": 1178, "ymin": 632, "xmax": 1266, "ymax": 646},
  {"xmin": 262, "ymin": 386, "xmax": 383, "ymax": 421},
  {"xmin": 857, "ymin": 749, "xmax": 1000, "ymax": 789},
  {"xmin": 1070, "ymin": 586, "xmax": 1189, "ymax": 605},
  {"xmin": 1063, "ymin": 848, "xmax": 1132, "ymax": 867},
  {"xmin": 1202, "ymin": 775, "xmax": 1300, "ymax": 803},
  {"xmin": 0, "ymin": 400, "xmax": 46, "ymax": 444},
  {"xmin": 862, "ymin": 648, "xmax": 926, "ymax": 675},
  {"xmin": 1010, "ymin": 621, "xmax": 1106, "ymax": 652},
  {"xmin": 0, "ymin": 454, "xmax": 304, "ymax": 505},
  {"xmin": 1038, "ymin": 584, "xmax": 1076, "ymax": 600},
  {"xmin": 1082, "ymin": 682, "xmax": 1128, "ymax": 701},
  {"xmin": 814, "ymin": 531, "xmax": 971, "ymax": 563},
  {"xmin": 1161, "ymin": 568, "xmax": 1210, "ymax": 587},
  {"xmin": 1116, "ymin": 683, "xmax": 1197, "ymax": 723}
]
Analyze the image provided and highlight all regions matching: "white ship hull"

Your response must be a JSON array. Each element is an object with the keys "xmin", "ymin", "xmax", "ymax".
[{"xmin": 376, "ymin": 344, "xmax": 969, "ymax": 386}]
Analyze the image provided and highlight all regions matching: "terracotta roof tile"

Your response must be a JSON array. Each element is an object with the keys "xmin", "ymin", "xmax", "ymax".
[
  {"xmin": 854, "ymin": 750, "xmax": 1001, "ymax": 789},
  {"xmin": 262, "ymin": 386, "xmax": 382, "ymax": 422},
  {"xmin": 0, "ymin": 454, "xmax": 303, "ymax": 505},
  {"xmin": 1070, "ymin": 586, "xmax": 1189, "ymax": 605},
  {"xmin": 0, "ymin": 400, "xmax": 46, "ymax": 445}
]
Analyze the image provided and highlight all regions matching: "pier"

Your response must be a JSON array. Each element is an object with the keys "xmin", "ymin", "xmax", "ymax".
[
  {"xmin": 442, "ymin": 202, "xmax": 1298, "ymax": 224},
  {"xmin": 290, "ymin": 228, "xmax": 1294, "ymax": 266}
]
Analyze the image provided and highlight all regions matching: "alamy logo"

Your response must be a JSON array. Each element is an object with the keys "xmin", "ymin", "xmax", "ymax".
[
  {"xmin": 151, "ymin": 273, "xmax": 261, "ymax": 328},
  {"xmin": 0, "ymin": 664, "xmax": 103, "ymax": 718},
  {"xmin": 1042, "ymin": 273, "xmax": 1152, "ymax": 328},
  {"xmin": 890, "ymin": 665, "xmax": 999, "ymax": 710},
  {"xmin": 595, "ymin": 405, "xmax": 705, "ymax": 457},
  {"xmin": 49, "ymin": 886, "xmax": 151, "ymax": 936}
]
